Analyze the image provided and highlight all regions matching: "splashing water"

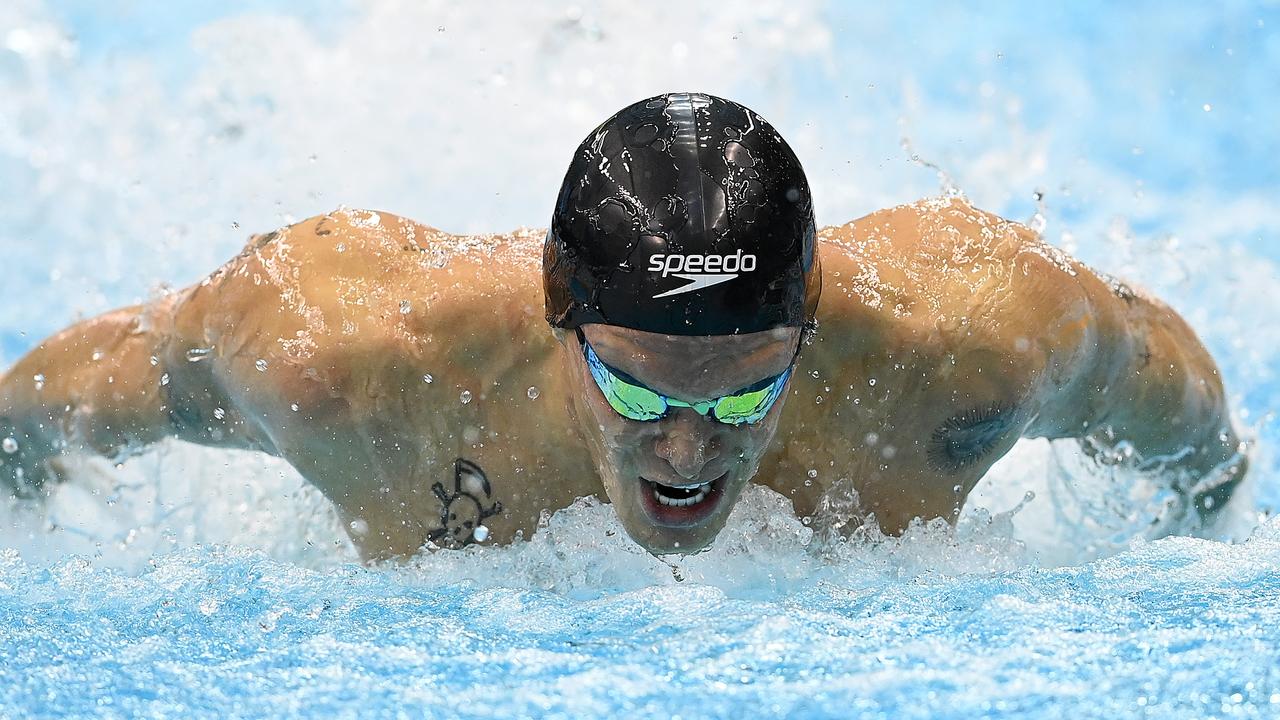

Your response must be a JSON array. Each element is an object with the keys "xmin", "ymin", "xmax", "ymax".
[{"xmin": 2, "ymin": 1, "xmax": 1279, "ymax": 718}]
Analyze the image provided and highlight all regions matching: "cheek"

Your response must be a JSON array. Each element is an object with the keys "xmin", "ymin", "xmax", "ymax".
[
  {"xmin": 578, "ymin": 390, "xmax": 653, "ymax": 459},
  {"xmin": 720, "ymin": 423, "xmax": 776, "ymax": 464}
]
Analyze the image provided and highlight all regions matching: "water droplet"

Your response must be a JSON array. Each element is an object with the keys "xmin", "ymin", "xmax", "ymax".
[
  {"xmin": 864, "ymin": 432, "xmax": 879, "ymax": 446},
  {"xmin": 814, "ymin": 396, "xmax": 823, "ymax": 404},
  {"xmin": 291, "ymin": 403, "xmax": 300, "ymax": 412},
  {"xmin": 2, "ymin": 437, "xmax": 18, "ymax": 454},
  {"xmin": 1202, "ymin": 103, "xmax": 1212, "ymax": 112},
  {"xmin": 160, "ymin": 373, "xmax": 171, "ymax": 386},
  {"xmin": 186, "ymin": 347, "xmax": 213, "ymax": 362},
  {"xmin": 527, "ymin": 386, "xmax": 540, "ymax": 400},
  {"xmin": 149, "ymin": 355, "xmax": 159, "ymax": 366},
  {"xmin": 809, "ymin": 370, "xmax": 820, "ymax": 379},
  {"xmin": 231, "ymin": 221, "xmax": 240, "ymax": 230},
  {"xmin": 399, "ymin": 300, "xmax": 412, "ymax": 314},
  {"xmin": 462, "ymin": 425, "xmax": 481, "ymax": 444},
  {"xmin": 868, "ymin": 378, "xmax": 877, "ymax": 386},
  {"xmin": 952, "ymin": 484, "xmax": 963, "ymax": 493},
  {"xmin": 807, "ymin": 468, "xmax": 818, "ymax": 478},
  {"xmin": 460, "ymin": 390, "xmax": 473, "ymax": 404},
  {"xmin": 91, "ymin": 351, "xmax": 103, "ymax": 362},
  {"xmin": 32, "ymin": 374, "xmax": 44, "ymax": 391},
  {"xmin": 255, "ymin": 359, "xmax": 268, "ymax": 372},
  {"xmin": 348, "ymin": 519, "xmax": 369, "ymax": 536},
  {"xmin": 437, "ymin": 25, "xmax": 446, "ymax": 32},
  {"xmin": 213, "ymin": 407, "xmax": 226, "ymax": 420},
  {"xmin": 473, "ymin": 525, "xmax": 490, "ymax": 542},
  {"xmin": 422, "ymin": 374, "xmax": 434, "ymax": 384},
  {"xmin": 881, "ymin": 445, "xmax": 897, "ymax": 460}
]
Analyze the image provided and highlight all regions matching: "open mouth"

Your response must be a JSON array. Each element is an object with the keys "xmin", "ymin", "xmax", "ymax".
[{"xmin": 638, "ymin": 472, "xmax": 728, "ymax": 527}]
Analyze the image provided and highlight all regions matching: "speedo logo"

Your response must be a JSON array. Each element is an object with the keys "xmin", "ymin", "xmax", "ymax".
[{"xmin": 648, "ymin": 250, "xmax": 758, "ymax": 298}]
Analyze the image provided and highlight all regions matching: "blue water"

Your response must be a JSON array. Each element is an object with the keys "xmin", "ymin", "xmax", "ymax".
[{"xmin": 2, "ymin": 1, "xmax": 1279, "ymax": 718}]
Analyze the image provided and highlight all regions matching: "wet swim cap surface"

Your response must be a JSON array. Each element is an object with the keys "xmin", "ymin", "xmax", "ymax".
[{"xmin": 544, "ymin": 93, "xmax": 820, "ymax": 336}]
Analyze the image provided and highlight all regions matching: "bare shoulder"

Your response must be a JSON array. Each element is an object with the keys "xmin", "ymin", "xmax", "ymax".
[
  {"xmin": 165, "ymin": 209, "xmax": 550, "ymax": 418},
  {"xmin": 816, "ymin": 196, "xmax": 1111, "ymax": 335}
]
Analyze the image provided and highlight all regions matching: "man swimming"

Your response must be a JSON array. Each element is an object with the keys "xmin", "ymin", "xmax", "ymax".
[{"xmin": 0, "ymin": 93, "xmax": 1248, "ymax": 560}]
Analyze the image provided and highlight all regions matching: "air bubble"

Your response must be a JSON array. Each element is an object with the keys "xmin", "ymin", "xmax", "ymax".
[
  {"xmin": 2, "ymin": 437, "xmax": 18, "ymax": 454},
  {"xmin": 460, "ymin": 390, "xmax": 473, "ymax": 404},
  {"xmin": 527, "ymin": 386, "xmax": 540, "ymax": 400}
]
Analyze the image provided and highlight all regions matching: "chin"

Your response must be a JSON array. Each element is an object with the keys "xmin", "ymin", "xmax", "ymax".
[{"xmin": 625, "ymin": 517, "xmax": 722, "ymax": 555}]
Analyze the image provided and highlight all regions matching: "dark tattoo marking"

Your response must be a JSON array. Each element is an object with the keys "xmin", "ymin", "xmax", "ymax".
[
  {"xmin": 429, "ymin": 458, "xmax": 502, "ymax": 546},
  {"xmin": 1137, "ymin": 342, "xmax": 1153, "ymax": 370},
  {"xmin": 927, "ymin": 402, "xmax": 1014, "ymax": 472}
]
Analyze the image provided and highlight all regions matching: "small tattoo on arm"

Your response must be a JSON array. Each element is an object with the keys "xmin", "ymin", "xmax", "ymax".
[{"xmin": 429, "ymin": 458, "xmax": 502, "ymax": 546}]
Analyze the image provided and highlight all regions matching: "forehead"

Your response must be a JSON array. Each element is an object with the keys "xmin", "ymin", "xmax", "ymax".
[{"xmin": 581, "ymin": 324, "xmax": 799, "ymax": 400}]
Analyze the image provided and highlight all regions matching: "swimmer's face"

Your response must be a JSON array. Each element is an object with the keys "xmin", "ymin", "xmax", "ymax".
[{"xmin": 561, "ymin": 324, "xmax": 801, "ymax": 554}]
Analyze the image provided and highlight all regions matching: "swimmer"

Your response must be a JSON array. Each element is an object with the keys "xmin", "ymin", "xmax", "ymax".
[{"xmin": 0, "ymin": 93, "xmax": 1248, "ymax": 560}]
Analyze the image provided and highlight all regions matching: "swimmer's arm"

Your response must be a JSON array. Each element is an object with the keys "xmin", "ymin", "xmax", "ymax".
[
  {"xmin": 1050, "ymin": 275, "xmax": 1248, "ymax": 519},
  {"xmin": 0, "ymin": 303, "xmax": 175, "ymax": 493}
]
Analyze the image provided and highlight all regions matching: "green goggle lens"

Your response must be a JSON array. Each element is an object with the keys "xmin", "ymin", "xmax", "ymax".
[{"xmin": 582, "ymin": 340, "xmax": 792, "ymax": 426}]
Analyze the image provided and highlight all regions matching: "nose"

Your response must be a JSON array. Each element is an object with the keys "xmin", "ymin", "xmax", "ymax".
[{"xmin": 654, "ymin": 411, "xmax": 722, "ymax": 480}]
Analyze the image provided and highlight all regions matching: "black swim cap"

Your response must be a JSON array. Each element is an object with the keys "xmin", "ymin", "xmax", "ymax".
[{"xmin": 544, "ymin": 92, "xmax": 820, "ymax": 336}]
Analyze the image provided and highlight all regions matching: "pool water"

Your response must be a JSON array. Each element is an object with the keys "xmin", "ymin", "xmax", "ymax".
[{"xmin": 2, "ymin": 1, "xmax": 1279, "ymax": 717}]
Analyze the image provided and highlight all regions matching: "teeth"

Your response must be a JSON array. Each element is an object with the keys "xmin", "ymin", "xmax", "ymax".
[{"xmin": 653, "ymin": 482, "xmax": 711, "ymax": 507}]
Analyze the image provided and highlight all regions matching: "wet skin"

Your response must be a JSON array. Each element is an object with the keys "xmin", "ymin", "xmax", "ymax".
[
  {"xmin": 568, "ymin": 324, "xmax": 801, "ymax": 554},
  {"xmin": 0, "ymin": 199, "xmax": 1249, "ymax": 560}
]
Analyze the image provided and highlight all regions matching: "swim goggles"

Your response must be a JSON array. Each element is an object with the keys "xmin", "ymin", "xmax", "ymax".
[{"xmin": 577, "ymin": 328, "xmax": 794, "ymax": 425}]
